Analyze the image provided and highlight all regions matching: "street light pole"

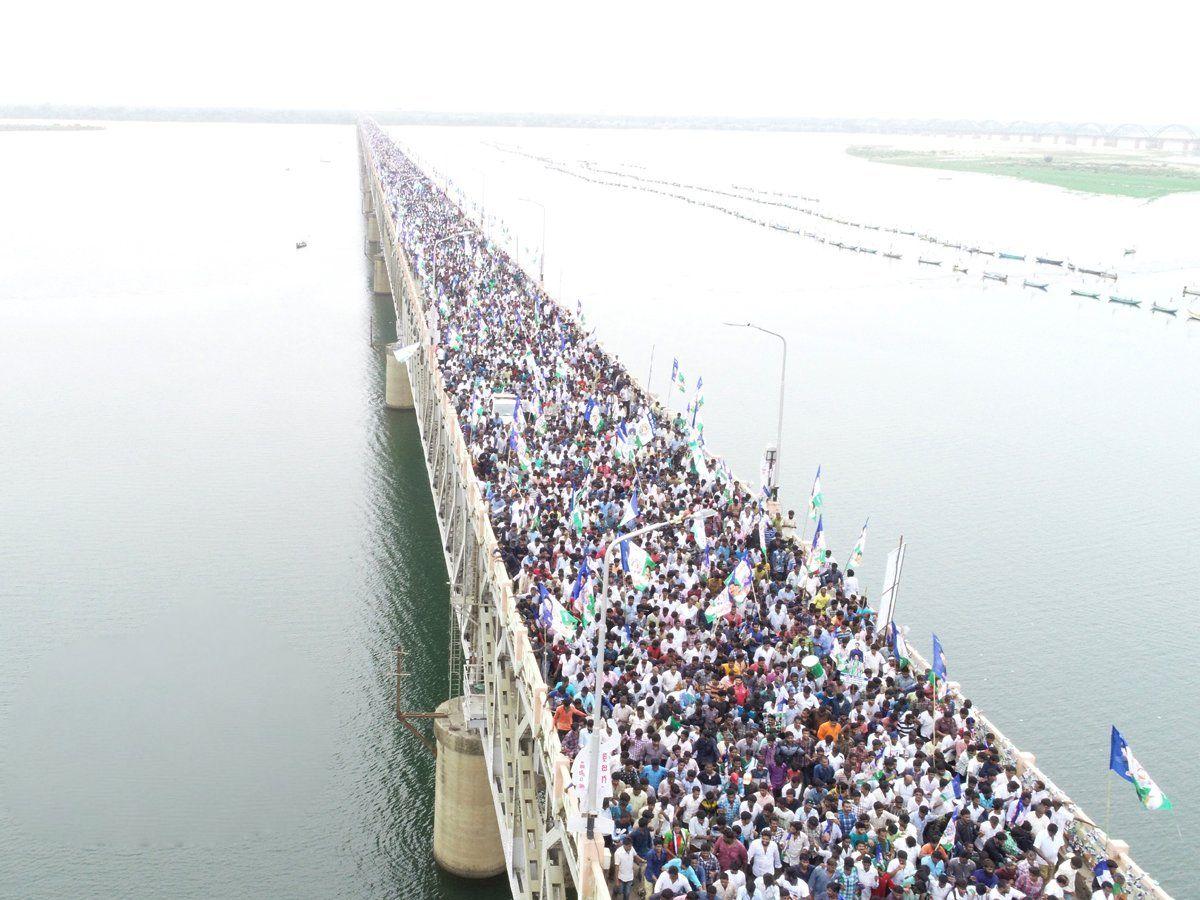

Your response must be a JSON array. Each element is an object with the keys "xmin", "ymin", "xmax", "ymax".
[
  {"xmin": 724, "ymin": 321, "xmax": 787, "ymax": 499},
  {"xmin": 583, "ymin": 507, "xmax": 718, "ymax": 838},
  {"xmin": 518, "ymin": 197, "xmax": 547, "ymax": 285}
]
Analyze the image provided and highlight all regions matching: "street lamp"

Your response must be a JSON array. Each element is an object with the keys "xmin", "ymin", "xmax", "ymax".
[
  {"xmin": 582, "ymin": 507, "xmax": 719, "ymax": 838},
  {"xmin": 724, "ymin": 321, "xmax": 787, "ymax": 499},
  {"xmin": 517, "ymin": 197, "xmax": 547, "ymax": 285}
]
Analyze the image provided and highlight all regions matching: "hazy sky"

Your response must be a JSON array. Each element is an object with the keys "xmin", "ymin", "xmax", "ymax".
[{"xmin": 5, "ymin": 0, "xmax": 1197, "ymax": 124}]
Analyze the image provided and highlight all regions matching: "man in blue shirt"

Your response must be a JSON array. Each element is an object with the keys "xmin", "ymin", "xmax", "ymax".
[{"xmin": 642, "ymin": 760, "xmax": 667, "ymax": 791}]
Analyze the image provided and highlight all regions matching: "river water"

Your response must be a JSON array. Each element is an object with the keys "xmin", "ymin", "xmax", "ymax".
[{"xmin": 0, "ymin": 123, "xmax": 1195, "ymax": 897}]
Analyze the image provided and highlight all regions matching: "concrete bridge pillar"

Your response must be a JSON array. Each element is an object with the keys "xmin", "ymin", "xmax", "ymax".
[
  {"xmin": 384, "ymin": 351, "xmax": 414, "ymax": 410},
  {"xmin": 372, "ymin": 255, "xmax": 390, "ymax": 295},
  {"xmin": 432, "ymin": 697, "xmax": 505, "ymax": 878},
  {"xmin": 362, "ymin": 188, "xmax": 374, "ymax": 215},
  {"xmin": 365, "ymin": 213, "xmax": 381, "ymax": 257}
]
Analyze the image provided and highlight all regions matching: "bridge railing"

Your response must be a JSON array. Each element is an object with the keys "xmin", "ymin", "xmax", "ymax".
[{"xmin": 361, "ymin": 131, "xmax": 608, "ymax": 900}]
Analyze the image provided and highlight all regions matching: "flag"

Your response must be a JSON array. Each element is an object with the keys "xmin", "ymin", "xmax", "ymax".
[
  {"xmin": 569, "ymin": 489, "xmax": 586, "ymax": 535},
  {"xmin": 584, "ymin": 398, "xmax": 604, "ymax": 433},
  {"xmin": 508, "ymin": 428, "xmax": 531, "ymax": 472},
  {"xmin": 537, "ymin": 584, "xmax": 553, "ymax": 629},
  {"xmin": 931, "ymin": 634, "xmax": 947, "ymax": 694},
  {"xmin": 1110, "ymin": 727, "xmax": 1172, "ymax": 810},
  {"xmin": 633, "ymin": 412, "xmax": 655, "ymax": 450},
  {"xmin": 810, "ymin": 515, "xmax": 826, "ymax": 562},
  {"xmin": 848, "ymin": 518, "xmax": 869, "ymax": 568},
  {"xmin": 390, "ymin": 342, "xmax": 421, "ymax": 364},
  {"xmin": 692, "ymin": 515, "xmax": 708, "ymax": 549},
  {"xmin": 619, "ymin": 490, "xmax": 639, "ymax": 529},
  {"xmin": 620, "ymin": 541, "xmax": 654, "ymax": 590},
  {"xmin": 808, "ymin": 466, "xmax": 823, "ymax": 521},
  {"xmin": 675, "ymin": 361, "xmax": 687, "ymax": 394},
  {"xmin": 889, "ymin": 622, "xmax": 910, "ymax": 667},
  {"xmin": 612, "ymin": 421, "xmax": 634, "ymax": 462},
  {"xmin": 938, "ymin": 808, "xmax": 959, "ymax": 854},
  {"xmin": 726, "ymin": 558, "xmax": 753, "ymax": 601},
  {"xmin": 447, "ymin": 326, "xmax": 462, "ymax": 350},
  {"xmin": 551, "ymin": 595, "xmax": 580, "ymax": 639},
  {"xmin": 690, "ymin": 377, "xmax": 705, "ymax": 427},
  {"xmin": 705, "ymin": 587, "xmax": 732, "ymax": 623}
]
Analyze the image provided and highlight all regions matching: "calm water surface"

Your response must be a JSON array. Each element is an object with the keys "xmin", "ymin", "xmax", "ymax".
[
  {"xmin": 0, "ymin": 124, "xmax": 503, "ymax": 899},
  {"xmin": 1, "ymin": 122, "xmax": 1196, "ymax": 897}
]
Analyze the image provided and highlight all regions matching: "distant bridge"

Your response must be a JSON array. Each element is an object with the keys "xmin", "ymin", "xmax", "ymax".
[{"xmin": 833, "ymin": 118, "xmax": 1200, "ymax": 151}]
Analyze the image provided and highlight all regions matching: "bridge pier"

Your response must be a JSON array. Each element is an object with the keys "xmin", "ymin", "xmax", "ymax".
[
  {"xmin": 384, "ymin": 350, "xmax": 414, "ymax": 410},
  {"xmin": 365, "ymin": 213, "xmax": 380, "ymax": 257},
  {"xmin": 372, "ymin": 254, "xmax": 390, "ymax": 295},
  {"xmin": 433, "ymin": 697, "xmax": 505, "ymax": 879}
]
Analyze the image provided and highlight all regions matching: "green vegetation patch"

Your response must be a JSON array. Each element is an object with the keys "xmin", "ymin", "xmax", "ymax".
[{"xmin": 847, "ymin": 145, "xmax": 1200, "ymax": 199}]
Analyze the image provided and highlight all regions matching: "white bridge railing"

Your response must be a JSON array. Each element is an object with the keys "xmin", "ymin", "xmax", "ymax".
[{"xmin": 361, "ymin": 130, "xmax": 609, "ymax": 900}]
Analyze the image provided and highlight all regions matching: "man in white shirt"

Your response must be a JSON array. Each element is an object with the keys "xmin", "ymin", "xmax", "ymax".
[
  {"xmin": 748, "ymin": 828, "xmax": 782, "ymax": 879},
  {"xmin": 611, "ymin": 836, "xmax": 637, "ymax": 900},
  {"xmin": 1033, "ymin": 822, "xmax": 1064, "ymax": 867}
]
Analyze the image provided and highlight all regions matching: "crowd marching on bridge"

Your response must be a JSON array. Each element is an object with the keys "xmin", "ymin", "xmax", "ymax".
[{"xmin": 363, "ymin": 121, "xmax": 1129, "ymax": 900}]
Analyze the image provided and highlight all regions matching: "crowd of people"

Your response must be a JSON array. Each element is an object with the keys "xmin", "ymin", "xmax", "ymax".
[{"xmin": 362, "ymin": 121, "xmax": 1127, "ymax": 900}]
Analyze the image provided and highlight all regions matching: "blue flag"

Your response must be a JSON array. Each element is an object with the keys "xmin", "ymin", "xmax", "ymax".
[
  {"xmin": 932, "ymin": 634, "xmax": 947, "ymax": 682},
  {"xmin": 1109, "ymin": 726, "xmax": 1172, "ymax": 810},
  {"xmin": 537, "ymin": 584, "xmax": 552, "ymax": 628}
]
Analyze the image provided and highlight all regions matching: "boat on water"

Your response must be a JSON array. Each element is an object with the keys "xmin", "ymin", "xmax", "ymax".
[
  {"xmin": 295, "ymin": 240, "xmax": 308, "ymax": 249},
  {"xmin": 918, "ymin": 257, "xmax": 942, "ymax": 266},
  {"xmin": 864, "ymin": 224, "xmax": 880, "ymax": 231},
  {"xmin": 1023, "ymin": 280, "xmax": 1049, "ymax": 291},
  {"xmin": 1152, "ymin": 303, "xmax": 1177, "ymax": 316},
  {"xmin": 1108, "ymin": 295, "xmax": 1141, "ymax": 307},
  {"xmin": 883, "ymin": 252, "xmax": 902, "ymax": 260},
  {"xmin": 1070, "ymin": 290, "xmax": 1101, "ymax": 299},
  {"xmin": 1124, "ymin": 247, "xmax": 1137, "ymax": 256},
  {"xmin": 1189, "ymin": 309, "xmax": 1200, "ymax": 322},
  {"xmin": 953, "ymin": 265, "xmax": 968, "ymax": 274},
  {"xmin": 968, "ymin": 247, "xmax": 996, "ymax": 256},
  {"xmin": 999, "ymin": 252, "xmax": 1025, "ymax": 261},
  {"xmin": 982, "ymin": 272, "xmax": 1007, "ymax": 283},
  {"xmin": 899, "ymin": 230, "xmax": 915, "ymax": 236},
  {"xmin": 1078, "ymin": 267, "xmax": 1118, "ymax": 280},
  {"xmin": 857, "ymin": 247, "xmax": 877, "ymax": 254},
  {"xmin": 1036, "ymin": 257, "xmax": 1064, "ymax": 266},
  {"xmin": 1183, "ymin": 287, "xmax": 1200, "ymax": 298}
]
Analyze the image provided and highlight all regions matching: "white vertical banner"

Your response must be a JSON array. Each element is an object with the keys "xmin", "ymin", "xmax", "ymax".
[
  {"xmin": 875, "ymin": 540, "xmax": 906, "ymax": 633},
  {"xmin": 572, "ymin": 727, "xmax": 622, "ymax": 813}
]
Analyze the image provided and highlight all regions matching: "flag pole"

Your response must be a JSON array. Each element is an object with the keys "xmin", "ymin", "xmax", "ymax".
[
  {"xmin": 646, "ymin": 344, "xmax": 656, "ymax": 398},
  {"xmin": 1105, "ymin": 769, "xmax": 1112, "ymax": 854}
]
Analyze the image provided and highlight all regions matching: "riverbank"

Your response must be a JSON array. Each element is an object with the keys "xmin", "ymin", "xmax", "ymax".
[{"xmin": 847, "ymin": 145, "xmax": 1200, "ymax": 199}]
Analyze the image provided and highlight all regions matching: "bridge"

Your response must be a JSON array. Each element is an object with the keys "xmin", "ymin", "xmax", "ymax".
[
  {"xmin": 837, "ymin": 119, "xmax": 1200, "ymax": 152},
  {"xmin": 355, "ymin": 122, "xmax": 1172, "ymax": 900}
]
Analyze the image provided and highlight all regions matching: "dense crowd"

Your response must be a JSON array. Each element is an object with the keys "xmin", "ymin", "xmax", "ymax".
[{"xmin": 363, "ymin": 121, "xmax": 1126, "ymax": 900}]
